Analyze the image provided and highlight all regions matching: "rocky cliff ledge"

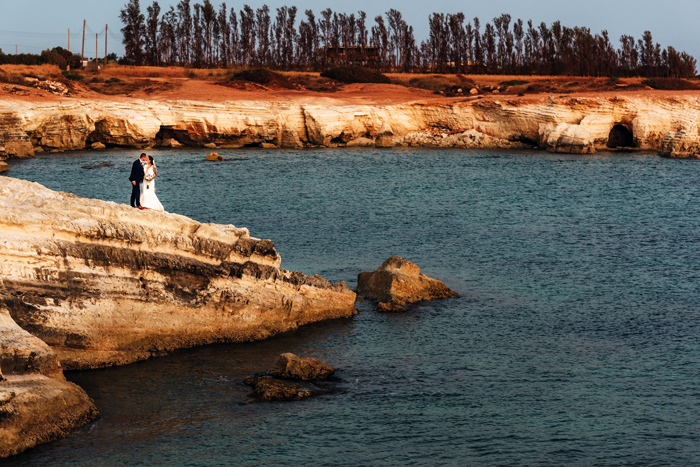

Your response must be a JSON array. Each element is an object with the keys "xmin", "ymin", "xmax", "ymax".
[
  {"xmin": 2, "ymin": 95, "xmax": 700, "ymax": 158},
  {"xmin": 0, "ymin": 304, "xmax": 98, "ymax": 457},
  {"xmin": 0, "ymin": 177, "xmax": 357, "ymax": 370}
]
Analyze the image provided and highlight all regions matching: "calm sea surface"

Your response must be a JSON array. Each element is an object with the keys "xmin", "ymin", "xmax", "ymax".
[{"xmin": 4, "ymin": 148, "xmax": 700, "ymax": 466}]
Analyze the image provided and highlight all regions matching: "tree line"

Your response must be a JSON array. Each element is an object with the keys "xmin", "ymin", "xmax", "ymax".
[{"xmin": 120, "ymin": 0, "xmax": 696, "ymax": 78}]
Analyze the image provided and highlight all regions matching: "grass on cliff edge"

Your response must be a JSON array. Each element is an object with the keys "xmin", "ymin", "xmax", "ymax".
[
  {"xmin": 321, "ymin": 66, "xmax": 391, "ymax": 84},
  {"xmin": 0, "ymin": 64, "xmax": 64, "ymax": 85},
  {"xmin": 641, "ymin": 78, "xmax": 700, "ymax": 90},
  {"xmin": 227, "ymin": 68, "xmax": 296, "ymax": 89}
]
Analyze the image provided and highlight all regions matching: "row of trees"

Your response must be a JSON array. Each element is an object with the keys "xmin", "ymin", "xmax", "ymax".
[{"xmin": 121, "ymin": 0, "xmax": 697, "ymax": 78}]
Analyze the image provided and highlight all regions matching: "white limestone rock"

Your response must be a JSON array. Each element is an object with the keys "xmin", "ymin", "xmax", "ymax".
[{"xmin": 0, "ymin": 177, "xmax": 357, "ymax": 371}]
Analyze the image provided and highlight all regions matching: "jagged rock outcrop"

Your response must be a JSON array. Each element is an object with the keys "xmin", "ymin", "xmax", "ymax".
[
  {"xmin": 659, "ymin": 130, "xmax": 700, "ymax": 158},
  {"xmin": 0, "ymin": 111, "xmax": 34, "ymax": 159},
  {"xmin": 375, "ymin": 121, "xmax": 395, "ymax": 148},
  {"xmin": 356, "ymin": 256, "xmax": 459, "ymax": 311},
  {"xmin": 244, "ymin": 352, "xmax": 336, "ymax": 401},
  {"xmin": 270, "ymin": 353, "xmax": 335, "ymax": 381},
  {"xmin": 0, "ymin": 304, "xmax": 98, "ymax": 458},
  {"xmin": 540, "ymin": 115, "xmax": 616, "ymax": 154},
  {"xmin": 0, "ymin": 177, "xmax": 357, "ymax": 370},
  {"xmin": 2, "ymin": 95, "xmax": 700, "ymax": 157}
]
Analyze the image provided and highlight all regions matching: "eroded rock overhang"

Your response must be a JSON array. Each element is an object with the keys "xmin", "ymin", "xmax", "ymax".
[{"xmin": 2, "ymin": 95, "xmax": 700, "ymax": 157}]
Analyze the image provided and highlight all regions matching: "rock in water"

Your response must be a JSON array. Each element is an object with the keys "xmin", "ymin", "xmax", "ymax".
[
  {"xmin": 244, "ymin": 376, "xmax": 324, "ymax": 402},
  {"xmin": 0, "ymin": 162, "xmax": 8, "ymax": 173},
  {"xmin": 205, "ymin": 152, "xmax": 224, "ymax": 161},
  {"xmin": 270, "ymin": 353, "xmax": 335, "ymax": 381},
  {"xmin": 0, "ymin": 304, "xmax": 98, "ymax": 458},
  {"xmin": 244, "ymin": 352, "xmax": 335, "ymax": 401},
  {"xmin": 0, "ymin": 177, "xmax": 357, "ymax": 370},
  {"xmin": 356, "ymin": 256, "xmax": 459, "ymax": 311}
]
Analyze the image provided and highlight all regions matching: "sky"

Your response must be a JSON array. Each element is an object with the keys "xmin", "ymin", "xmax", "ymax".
[{"xmin": 0, "ymin": 0, "xmax": 697, "ymax": 61}]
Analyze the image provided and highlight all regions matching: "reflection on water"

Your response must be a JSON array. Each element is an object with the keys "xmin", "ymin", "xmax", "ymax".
[{"xmin": 4, "ymin": 148, "xmax": 700, "ymax": 466}]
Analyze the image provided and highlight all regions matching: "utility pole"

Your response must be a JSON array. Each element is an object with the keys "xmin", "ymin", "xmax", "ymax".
[
  {"xmin": 68, "ymin": 29, "xmax": 70, "ymax": 51},
  {"xmin": 104, "ymin": 24, "xmax": 108, "ymax": 65},
  {"xmin": 95, "ymin": 33, "xmax": 98, "ymax": 66},
  {"xmin": 15, "ymin": 45, "xmax": 17, "ymax": 55},
  {"xmin": 81, "ymin": 19, "xmax": 86, "ymax": 64}
]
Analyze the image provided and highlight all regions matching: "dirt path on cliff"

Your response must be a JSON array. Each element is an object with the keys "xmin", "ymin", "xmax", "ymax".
[{"xmin": 3, "ymin": 78, "xmax": 700, "ymax": 108}]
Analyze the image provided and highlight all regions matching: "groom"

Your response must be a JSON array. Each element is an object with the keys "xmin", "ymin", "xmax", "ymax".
[{"xmin": 129, "ymin": 153, "xmax": 148, "ymax": 208}]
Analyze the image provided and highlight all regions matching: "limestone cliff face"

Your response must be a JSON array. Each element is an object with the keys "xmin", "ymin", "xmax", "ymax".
[
  {"xmin": 2, "ymin": 95, "xmax": 700, "ymax": 158},
  {"xmin": 0, "ymin": 177, "xmax": 357, "ymax": 370},
  {"xmin": 0, "ymin": 304, "xmax": 98, "ymax": 458}
]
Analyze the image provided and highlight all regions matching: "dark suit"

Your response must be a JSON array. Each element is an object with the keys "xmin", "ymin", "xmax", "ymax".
[{"xmin": 129, "ymin": 159, "xmax": 145, "ymax": 207}]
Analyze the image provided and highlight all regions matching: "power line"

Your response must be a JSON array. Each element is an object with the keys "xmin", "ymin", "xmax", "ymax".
[
  {"xmin": 0, "ymin": 24, "xmax": 117, "ymax": 41},
  {"xmin": 0, "ymin": 30, "xmax": 66, "ymax": 38},
  {"xmin": 0, "ymin": 23, "xmax": 123, "ymax": 56},
  {"xmin": 0, "ymin": 44, "xmax": 47, "ymax": 50}
]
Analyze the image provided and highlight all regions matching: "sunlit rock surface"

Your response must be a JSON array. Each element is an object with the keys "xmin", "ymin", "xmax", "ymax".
[
  {"xmin": 0, "ymin": 305, "xmax": 98, "ymax": 458},
  {"xmin": 0, "ymin": 177, "xmax": 357, "ymax": 370},
  {"xmin": 356, "ymin": 256, "xmax": 459, "ymax": 311},
  {"xmin": 2, "ymin": 95, "xmax": 700, "ymax": 157}
]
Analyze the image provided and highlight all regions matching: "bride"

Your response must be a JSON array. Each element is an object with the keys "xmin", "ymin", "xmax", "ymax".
[{"xmin": 140, "ymin": 156, "xmax": 165, "ymax": 211}]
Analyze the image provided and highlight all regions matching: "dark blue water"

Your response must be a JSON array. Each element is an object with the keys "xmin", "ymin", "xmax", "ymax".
[{"xmin": 4, "ymin": 148, "xmax": 700, "ymax": 466}]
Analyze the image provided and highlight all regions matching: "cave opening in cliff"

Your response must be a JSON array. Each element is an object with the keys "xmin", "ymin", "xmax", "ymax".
[{"xmin": 607, "ymin": 124, "xmax": 635, "ymax": 148}]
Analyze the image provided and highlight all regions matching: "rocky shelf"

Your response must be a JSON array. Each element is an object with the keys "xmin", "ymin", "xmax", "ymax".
[
  {"xmin": 0, "ymin": 177, "xmax": 358, "ymax": 457},
  {"xmin": 2, "ymin": 95, "xmax": 700, "ymax": 159}
]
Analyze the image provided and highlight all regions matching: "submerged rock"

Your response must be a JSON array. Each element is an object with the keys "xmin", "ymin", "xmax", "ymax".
[
  {"xmin": 244, "ymin": 376, "xmax": 325, "ymax": 402},
  {"xmin": 81, "ymin": 162, "xmax": 113, "ymax": 170},
  {"xmin": 270, "ymin": 353, "xmax": 335, "ymax": 381},
  {"xmin": 356, "ymin": 256, "xmax": 459, "ymax": 311},
  {"xmin": 205, "ymin": 151, "xmax": 224, "ymax": 161},
  {"xmin": 245, "ymin": 353, "xmax": 336, "ymax": 401}
]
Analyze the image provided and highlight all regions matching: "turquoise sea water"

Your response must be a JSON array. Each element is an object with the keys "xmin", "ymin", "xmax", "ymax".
[{"xmin": 4, "ymin": 148, "xmax": 700, "ymax": 466}]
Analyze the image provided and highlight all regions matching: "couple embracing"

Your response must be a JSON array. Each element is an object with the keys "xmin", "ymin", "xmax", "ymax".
[{"xmin": 129, "ymin": 153, "xmax": 164, "ymax": 211}]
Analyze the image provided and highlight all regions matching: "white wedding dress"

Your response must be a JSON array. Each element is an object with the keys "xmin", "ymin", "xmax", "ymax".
[{"xmin": 140, "ymin": 165, "xmax": 165, "ymax": 211}]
